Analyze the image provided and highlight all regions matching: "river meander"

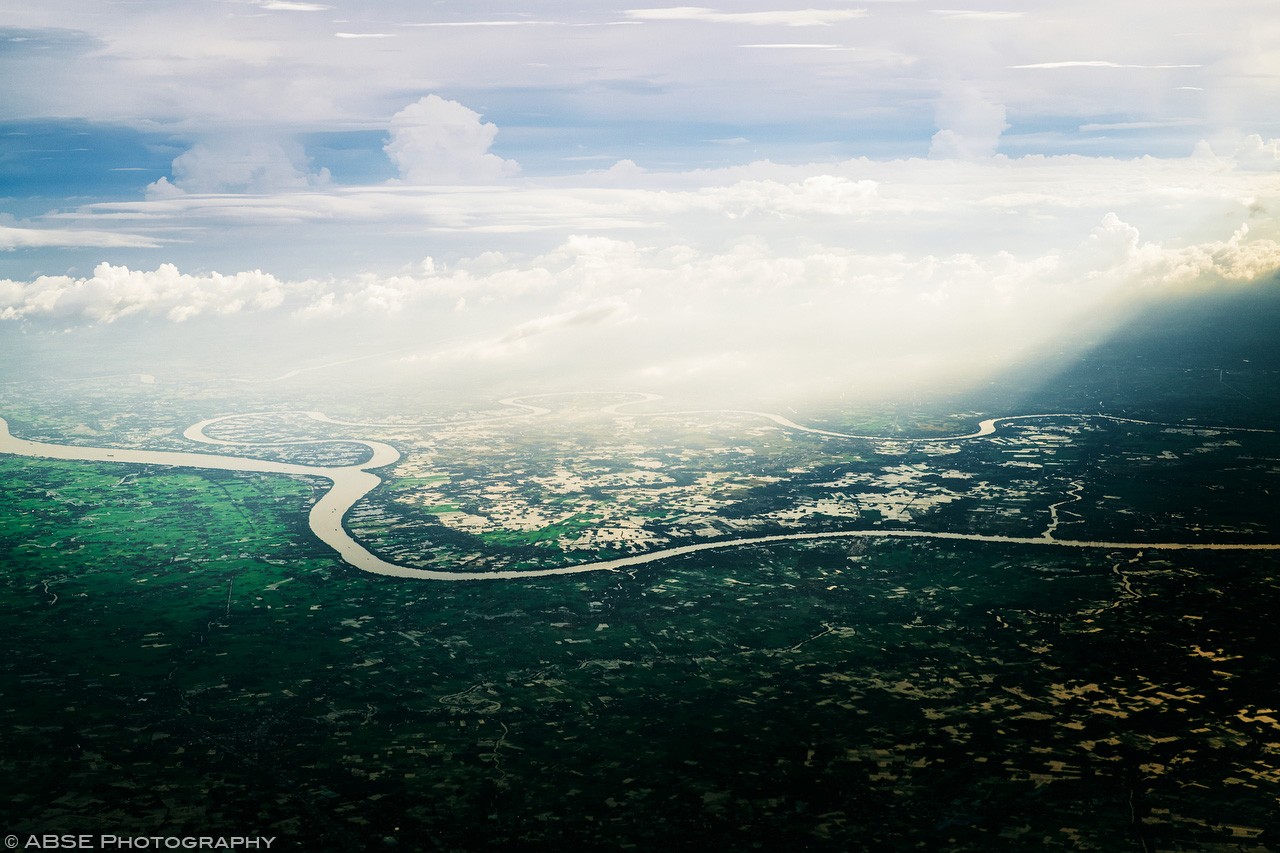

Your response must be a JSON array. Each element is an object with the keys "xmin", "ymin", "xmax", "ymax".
[{"xmin": 2, "ymin": 404, "xmax": 1278, "ymax": 581}]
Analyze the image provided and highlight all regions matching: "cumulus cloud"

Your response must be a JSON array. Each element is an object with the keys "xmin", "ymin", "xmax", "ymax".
[
  {"xmin": 348, "ymin": 218, "xmax": 1278, "ymax": 397},
  {"xmin": 146, "ymin": 138, "xmax": 331, "ymax": 197},
  {"xmin": 6, "ymin": 208, "xmax": 1276, "ymax": 401},
  {"xmin": 384, "ymin": 95, "xmax": 520, "ymax": 185},
  {"xmin": 18, "ymin": 140, "xmax": 1280, "ymax": 402},
  {"xmin": 1068, "ymin": 217, "xmax": 1280, "ymax": 291},
  {"xmin": 0, "ymin": 263, "xmax": 290, "ymax": 324},
  {"xmin": 59, "ymin": 138, "xmax": 1280, "ymax": 242},
  {"xmin": 4, "ymin": 4, "xmax": 1277, "ymax": 407},
  {"xmin": 3, "ymin": 1, "xmax": 1269, "ymax": 163},
  {"xmin": 50, "ymin": 142, "xmax": 1280, "ymax": 291},
  {"xmin": 929, "ymin": 87, "xmax": 1009, "ymax": 159},
  {"xmin": 433, "ymin": 219, "xmax": 1276, "ymax": 397},
  {"xmin": 1234, "ymin": 134, "xmax": 1280, "ymax": 171}
]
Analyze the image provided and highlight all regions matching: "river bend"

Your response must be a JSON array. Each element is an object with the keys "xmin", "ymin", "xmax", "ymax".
[{"xmin": 2, "ymin": 402, "xmax": 1277, "ymax": 582}]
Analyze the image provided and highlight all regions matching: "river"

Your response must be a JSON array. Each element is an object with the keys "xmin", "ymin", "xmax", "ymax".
[{"xmin": 2, "ymin": 404, "xmax": 1277, "ymax": 582}]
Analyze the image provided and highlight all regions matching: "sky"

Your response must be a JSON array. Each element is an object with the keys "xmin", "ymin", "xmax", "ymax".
[{"xmin": 2, "ymin": 0, "xmax": 1279, "ymax": 403}]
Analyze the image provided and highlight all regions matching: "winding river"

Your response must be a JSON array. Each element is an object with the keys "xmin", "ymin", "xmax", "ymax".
[{"xmin": 2, "ymin": 397, "xmax": 1277, "ymax": 581}]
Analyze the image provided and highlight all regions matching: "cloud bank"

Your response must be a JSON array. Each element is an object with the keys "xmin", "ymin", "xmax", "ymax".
[
  {"xmin": 4, "ymin": 204, "xmax": 1276, "ymax": 399},
  {"xmin": 6, "ymin": 0, "xmax": 1261, "ymax": 157},
  {"xmin": 14, "ymin": 131, "xmax": 1277, "ymax": 402},
  {"xmin": 6, "ymin": 140, "xmax": 1279, "ymax": 402},
  {"xmin": 0, "ymin": 263, "xmax": 287, "ymax": 324}
]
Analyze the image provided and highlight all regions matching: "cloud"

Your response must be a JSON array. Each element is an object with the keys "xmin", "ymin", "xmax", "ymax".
[
  {"xmin": 410, "ymin": 21, "xmax": 561, "ymax": 28},
  {"xmin": 55, "ymin": 142, "xmax": 1280, "ymax": 273},
  {"xmin": 0, "ymin": 225, "xmax": 159, "ymax": 251},
  {"xmin": 1065, "ymin": 215, "xmax": 1279, "ymax": 291},
  {"xmin": 625, "ymin": 7, "xmax": 867, "ymax": 26},
  {"xmin": 931, "ymin": 10, "xmax": 1024, "ymax": 20},
  {"xmin": 408, "ymin": 219, "xmax": 1278, "ymax": 398},
  {"xmin": 929, "ymin": 88, "xmax": 1009, "ymax": 158},
  {"xmin": 1079, "ymin": 119, "xmax": 1201, "ymax": 132},
  {"xmin": 4, "ymin": 4, "xmax": 1278, "ymax": 404},
  {"xmin": 739, "ymin": 43, "xmax": 844, "ymax": 49},
  {"xmin": 384, "ymin": 95, "xmax": 520, "ymax": 185},
  {"xmin": 0, "ymin": 263, "xmax": 289, "ymax": 324},
  {"xmin": 146, "ymin": 138, "xmax": 331, "ymax": 196},
  {"xmin": 257, "ymin": 1, "xmax": 330, "ymax": 10},
  {"xmin": 1234, "ymin": 134, "xmax": 1280, "ymax": 171},
  {"xmin": 497, "ymin": 302, "xmax": 627, "ymax": 343},
  {"xmin": 1010, "ymin": 61, "xmax": 1202, "ymax": 70},
  {"xmin": 677, "ymin": 174, "xmax": 882, "ymax": 218},
  {"xmin": 0, "ymin": 25, "xmax": 101, "ymax": 54},
  {"xmin": 0, "ymin": 2, "xmax": 1269, "ymax": 165},
  {"xmin": 5, "ymin": 208, "xmax": 1276, "ymax": 403}
]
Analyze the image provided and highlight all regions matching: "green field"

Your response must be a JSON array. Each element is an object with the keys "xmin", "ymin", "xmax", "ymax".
[
  {"xmin": 2, "ymin": 453, "xmax": 1278, "ymax": 849},
  {"xmin": 3, "ymin": 289, "xmax": 1280, "ymax": 849}
]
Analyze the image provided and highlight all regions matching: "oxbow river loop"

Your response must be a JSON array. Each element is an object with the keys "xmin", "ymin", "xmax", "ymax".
[{"xmin": 2, "ymin": 396, "xmax": 1278, "ymax": 581}]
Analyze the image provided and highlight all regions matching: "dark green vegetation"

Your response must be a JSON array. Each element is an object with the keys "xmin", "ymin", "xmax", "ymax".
[
  {"xmin": 2, "ymin": 284, "xmax": 1279, "ymax": 850},
  {"xmin": 2, "ymin": 467, "xmax": 1278, "ymax": 849}
]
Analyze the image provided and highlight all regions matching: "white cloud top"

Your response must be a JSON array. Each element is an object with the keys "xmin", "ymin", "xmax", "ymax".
[
  {"xmin": 0, "ymin": 1, "xmax": 1261, "ymax": 152},
  {"xmin": 147, "ymin": 138, "xmax": 331, "ymax": 197},
  {"xmin": 928, "ymin": 88, "xmax": 1009, "ymax": 159},
  {"xmin": 384, "ymin": 96, "xmax": 520, "ymax": 184},
  {"xmin": 3, "ymin": 210, "xmax": 1273, "ymax": 397},
  {"xmin": 6, "ymin": 127, "xmax": 1278, "ymax": 399},
  {"xmin": 0, "ymin": 263, "xmax": 286, "ymax": 323},
  {"xmin": 1, "ymin": 2, "xmax": 1277, "ymax": 401}
]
